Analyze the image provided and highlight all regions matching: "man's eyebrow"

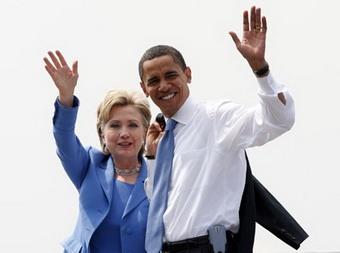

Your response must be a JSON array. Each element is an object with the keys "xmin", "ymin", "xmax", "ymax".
[{"xmin": 165, "ymin": 70, "xmax": 178, "ymax": 75}]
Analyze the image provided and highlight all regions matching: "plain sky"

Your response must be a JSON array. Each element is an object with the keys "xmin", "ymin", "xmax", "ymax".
[{"xmin": 0, "ymin": 0, "xmax": 339, "ymax": 252}]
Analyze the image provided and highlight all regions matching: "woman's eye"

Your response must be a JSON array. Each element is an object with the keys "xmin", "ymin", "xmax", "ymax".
[
  {"xmin": 129, "ymin": 123, "xmax": 139, "ymax": 128},
  {"xmin": 110, "ymin": 124, "xmax": 120, "ymax": 128}
]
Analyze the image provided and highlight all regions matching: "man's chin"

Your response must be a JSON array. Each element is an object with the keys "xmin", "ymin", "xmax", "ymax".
[
  {"xmin": 158, "ymin": 101, "xmax": 175, "ymax": 111},
  {"xmin": 161, "ymin": 110, "xmax": 176, "ymax": 118}
]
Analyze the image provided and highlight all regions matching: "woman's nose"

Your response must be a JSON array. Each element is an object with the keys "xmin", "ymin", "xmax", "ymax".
[{"xmin": 120, "ymin": 127, "xmax": 130, "ymax": 138}]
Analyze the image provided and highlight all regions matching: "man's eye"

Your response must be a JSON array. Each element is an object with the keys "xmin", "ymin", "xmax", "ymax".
[{"xmin": 148, "ymin": 80, "xmax": 158, "ymax": 86}]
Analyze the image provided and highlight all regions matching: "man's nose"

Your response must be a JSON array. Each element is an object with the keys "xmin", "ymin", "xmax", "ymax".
[{"xmin": 158, "ymin": 79, "xmax": 170, "ymax": 91}]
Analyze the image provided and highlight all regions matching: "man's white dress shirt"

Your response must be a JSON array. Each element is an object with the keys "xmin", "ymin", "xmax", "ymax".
[{"xmin": 146, "ymin": 73, "xmax": 295, "ymax": 242}]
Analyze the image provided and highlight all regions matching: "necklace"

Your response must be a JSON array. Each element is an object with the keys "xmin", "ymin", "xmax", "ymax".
[{"xmin": 114, "ymin": 165, "xmax": 141, "ymax": 176}]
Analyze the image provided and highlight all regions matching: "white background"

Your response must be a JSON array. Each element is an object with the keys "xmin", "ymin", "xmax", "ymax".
[{"xmin": 0, "ymin": 0, "xmax": 339, "ymax": 252}]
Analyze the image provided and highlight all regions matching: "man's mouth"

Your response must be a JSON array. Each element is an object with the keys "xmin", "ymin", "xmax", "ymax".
[{"xmin": 160, "ymin": 92, "xmax": 176, "ymax": 100}]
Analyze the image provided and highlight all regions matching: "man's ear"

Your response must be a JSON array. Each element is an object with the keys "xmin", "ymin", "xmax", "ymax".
[
  {"xmin": 140, "ymin": 81, "xmax": 149, "ymax": 97},
  {"xmin": 185, "ymin": 67, "xmax": 192, "ymax": 83}
]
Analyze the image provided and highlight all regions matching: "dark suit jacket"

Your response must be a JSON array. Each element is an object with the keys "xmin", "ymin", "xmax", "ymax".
[{"xmin": 235, "ymin": 152, "xmax": 308, "ymax": 253}]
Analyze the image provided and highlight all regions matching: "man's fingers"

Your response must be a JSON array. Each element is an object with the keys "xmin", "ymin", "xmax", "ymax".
[
  {"xmin": 250, "ymin": 6, "xmax": 256, "ymax": 30},
  {"xmin": 256, "ymin": 8, "xmax": 261, "ymax": 29},
  {"xmin": 152, "ymin": 122, "xmax": 163, "ymax": 133},
  {"xmin": 148, "ymin": 122, "xmax": 163, "ymax": 136},
  {"xmin": 262, "ymin": 16, "xmax": 267, "ymax": 32},
  {"xmin": 229, "ymin": 32, "xmax": 241, "ymax": 49},
  {"xmin": 48, "ymin": 51, "xmax": 62, "ymax": 69},
  {"xmin": 155, "ymin": 132, "xmax": 165, "ymax": 143},
  {"xmin": 56, "ymin": 50, "xmax": 69, "ymax": 68},
  {"xmin": 243, "ymin": 11, "xmax": 249, "ymax": 31}
]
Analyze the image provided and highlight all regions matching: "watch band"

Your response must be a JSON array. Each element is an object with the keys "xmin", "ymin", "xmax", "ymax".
[
  {"xmin": 145, "ymin": 155, "xmax": 155, "ymax": 160},
  {"xmin": 254, "ymin": 63, "xmax": 269, "ymax": 77}
]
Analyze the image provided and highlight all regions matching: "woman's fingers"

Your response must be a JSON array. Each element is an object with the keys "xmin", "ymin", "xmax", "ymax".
[
  {"xmin": 72, "ymin": 61, "xmax": 78, "ymax": 76},
  {"xmin": 43, "ymin": 57, "xmax": 56, "ymax": 73},
  {"xmin": 56, "ymin": 50, "xmax": 69, "ymax": 68},
  {"xmin": 48, "ymin": 51, "xmax": 62, "ymax": 69},
  {"xmin": 44, "ymin": 50, "xmax": 78, "ymax": 78},
  {"xmin": 44, "ymin": 65, "xmax": 56, "ymax": 81}
]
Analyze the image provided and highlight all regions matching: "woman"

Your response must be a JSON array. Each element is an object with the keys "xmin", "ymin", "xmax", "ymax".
[{"xmin": 44, "ymin": 50, "xmax": 151, "ymax": 253}]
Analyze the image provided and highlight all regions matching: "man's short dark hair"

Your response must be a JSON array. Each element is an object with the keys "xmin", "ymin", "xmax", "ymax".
[{"xmin": 138, "ymin": 45, "xmax": 187, "ymax": 81}]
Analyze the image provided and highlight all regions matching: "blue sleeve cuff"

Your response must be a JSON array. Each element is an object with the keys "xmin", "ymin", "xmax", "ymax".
[{"xmin": 53, "ymin": 96, "xmax": 79, "ymax": 131}]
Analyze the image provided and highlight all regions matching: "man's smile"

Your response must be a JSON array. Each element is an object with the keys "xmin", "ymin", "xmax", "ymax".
[{"xmin": 159, "ymin": 92, "xmax": 176, "ymax": 100}]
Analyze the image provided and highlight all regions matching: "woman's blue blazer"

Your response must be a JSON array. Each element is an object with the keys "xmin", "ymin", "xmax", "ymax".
[{"xmin": 53, "ymin": 98, "xmax": 148, "ymax": 253}]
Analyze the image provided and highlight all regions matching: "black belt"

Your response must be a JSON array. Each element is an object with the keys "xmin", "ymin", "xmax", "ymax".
[{"xmin": 162, "ymin": 232, "xmax": 235, "ymax": 252}]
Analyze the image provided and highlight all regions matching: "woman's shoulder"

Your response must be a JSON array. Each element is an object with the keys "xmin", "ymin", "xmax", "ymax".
[{"xmin": 87, "ymin": 146, "xmax": 110, "ymax": 164}]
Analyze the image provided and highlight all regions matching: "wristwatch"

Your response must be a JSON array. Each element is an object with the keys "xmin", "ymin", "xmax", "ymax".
[
  {"xmin": 145, "ymin": 155, "xmax": 155, "ymax": 160},
  {"xmin": 254, "ymin": 63, "xmax": 269, "ymax": 78}
]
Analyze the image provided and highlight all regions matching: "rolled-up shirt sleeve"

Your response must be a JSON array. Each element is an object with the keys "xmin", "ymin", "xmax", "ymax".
[
  {"xmin": 257, "ymin": 72, "xmax": 287, "ymax": 95},
  {"xmin": 214, "ymin": 73, "xmax": 295, "ymax": 150}
]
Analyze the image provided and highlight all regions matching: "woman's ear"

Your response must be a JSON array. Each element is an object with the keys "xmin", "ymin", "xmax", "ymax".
[{"xmin": 101, "ymin": 131, "xmax": 105, "ymax": 143}]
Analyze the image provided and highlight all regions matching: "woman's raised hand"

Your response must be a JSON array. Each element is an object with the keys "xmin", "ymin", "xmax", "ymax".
[{"xmin": 44, "ymin": 50, "xmax": 78, "ymax": 107}]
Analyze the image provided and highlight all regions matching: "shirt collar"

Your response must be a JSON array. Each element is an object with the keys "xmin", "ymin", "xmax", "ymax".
[{"xmin": 171, "ymin": 95, "xmax": 198, "ymax": 126}]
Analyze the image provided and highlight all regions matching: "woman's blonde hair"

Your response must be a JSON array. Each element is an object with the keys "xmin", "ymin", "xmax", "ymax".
[{"xmin": 96, "ymin": 90, "xmax": 151, "ymax": 156}]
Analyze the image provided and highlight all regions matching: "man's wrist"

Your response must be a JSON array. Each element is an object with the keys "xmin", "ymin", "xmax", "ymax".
[
  {"xmin": 253, "ymin": 63, "xmax": 270, "ymax": 78},
  {"xmin": 145, "ymin": 154, "xmax": 155, "ymax": 160}
]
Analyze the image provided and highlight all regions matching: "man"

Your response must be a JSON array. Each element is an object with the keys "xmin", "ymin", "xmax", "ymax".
[{"xmin": 140, "ymin": 6, "xmax": 295, "ymax": 253}]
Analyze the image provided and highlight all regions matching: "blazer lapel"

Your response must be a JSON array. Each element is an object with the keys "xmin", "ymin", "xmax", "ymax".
[
  {"xmin": 97, "ymin": 157, "xmax": 114, "ymax": 204},
  {"xmin": 122, "ymin": 158, "xmax": 148, "ymax": 218}
]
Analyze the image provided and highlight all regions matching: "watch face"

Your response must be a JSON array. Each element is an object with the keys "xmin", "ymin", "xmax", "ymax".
[{"xmin": 254, "ymin": 63, "xmax": 269, "ymax": 77}]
